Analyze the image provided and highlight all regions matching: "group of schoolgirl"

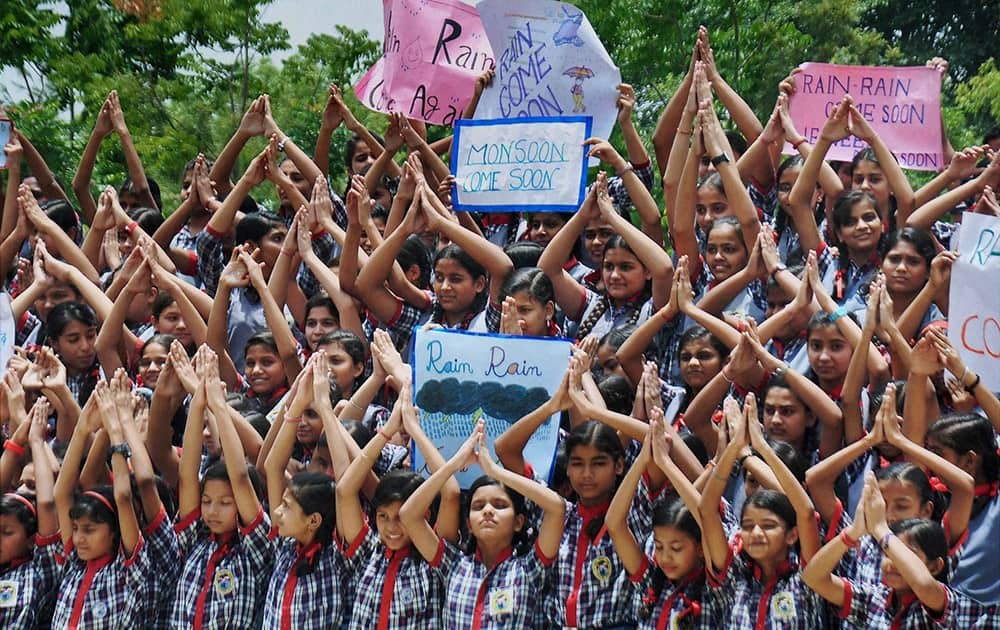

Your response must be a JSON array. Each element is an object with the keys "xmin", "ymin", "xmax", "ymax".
[{"xmin": 3, "ymin": 17, "xmax": 1000, "ymax": 630}]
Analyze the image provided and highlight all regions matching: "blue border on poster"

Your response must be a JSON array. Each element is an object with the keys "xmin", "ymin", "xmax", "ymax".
[
  {"xmin": 450, "ymin": 116, "xmax": 593, "ymax": 214},
  {"xmin": 408, "ymin": 327, "xmax": 571, "ymax": 485}
]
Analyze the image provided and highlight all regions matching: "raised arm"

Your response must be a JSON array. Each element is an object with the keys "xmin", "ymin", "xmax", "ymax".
[
  {"xmin": 653, "ymin": 34, "xmax": 697, "ymax": 177},
  {"xmin": 108, "ymin": 91, "xmax": 157, "ymax": 209},
  {"xmin": 699, "ymin": 396, "xmax": 746, "ymax": 571},
  {"xmin": 27, "ymin": 399, "xmax": 58, "ymax": 537},
  {"xmin": 928, "ymin": 326, "xmax": 1000, "ymax": 432},
  {"xmin": 746, "ymin": 392, "xmax": 821, "ymax": 562},
  {"xmin": 606, "ymin": 436, "xmax": 650, "ymax": 576},
  {"xmin": 54, "ymin": 398, "xmax": 96, "ymax": 547},
  {"xmin": 495, "ymin": 370, "xmax": 570, "ymax": 476},
  {"xmin": 242, "ymin": 249, "xmax": 302, "ymax": 383},
  {"xmin": 95, "ymin": 380, "xmax": 141, "ymax": 555},
  {"xmin": 537, "ymin": 188, "xmax": 598, "ymax": 321},
  {"xmin": 211, "ymin": 96, "xmax": 267, "ymax": 196},
  {"xmin": 802, "ymin": 484, "xmax": 868, "ymax": 607},
  {"xmin": 847, "ymin": 105, "xmax": 916, "ymax": 224},
  {"xmin": 204, "ymin": 349, "xmax": 262, "ymax": 526},
  {"xmin": 20, "ymin": 186, "xmax": 100, "ymax": 286},
  {"xmin": 701, "ymin": 32, "xmax": 762, "ymax": 144},
  {"xmin": 71, "ymin": 95, "xmax": 113, "ymax": 225},
  {"xmin": 178, "ymin": 348, "xmax": 209, "ymax": 519}
]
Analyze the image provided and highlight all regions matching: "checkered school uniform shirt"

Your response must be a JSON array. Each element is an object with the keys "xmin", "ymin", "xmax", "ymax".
[
  {"xmin": 0, "ymin": 532, "xmax": 61, "ymax": 629},
  {"xmin": 140, "ymin": 508, "xmax": 181, "ymax": 630},
  {"xmin": 432, "ymin": 538, "xmax": 553, "ymax": 630},
  {"xmin": 50, "ymin": 535, "xmax": 152, "ymax": 630},
  {"xmin": 343, "ymin": 522, "xmax": 445, "ymax": 630},
  {"xmin": 707, "ymin": 536, "xmax": 829, "ymax": 630},
  {"xmin": 564, "ymin": 287, "xmax": 655, "ymax": 341},
  {"xmin": 169, "ymin": 506, "xmax": 274, "ymax": 630},
  {"xmin": 261, "ymin": 529, "xmax": 348, "ymax": 630},
  {"xmin": 628, "ymin": 562, "xmax": 721, "ymax": 630},
  {"xmin": 838, "ymin": 579, "xmax": 991, "ymax": 629},
  {"xmin": 604, "ymin": 161, "xmax": 656, "ymax": 217},
  {"xmin": 543, "ymin": 473, "xmax": 660, "ymax": 629}
]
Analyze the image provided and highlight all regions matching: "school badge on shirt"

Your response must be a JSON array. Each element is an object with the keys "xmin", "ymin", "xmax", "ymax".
[
  {"xmin": 488, "ymin": 587, "xmax": 514, "ymax": 616},
  {"xmin": 0, "ymin": 580, "xmax": 18, "ymax": 607},
  {"xmin": 772, "ymin": 591, "xmax": 796, "ymax": 621},
  {"xmin": 591, "ymin": 555, "xmax": 613, "ymax": 585},
  {"xmin": 214, "ymin": 568, "xmax": 237, "ymax": 596}
]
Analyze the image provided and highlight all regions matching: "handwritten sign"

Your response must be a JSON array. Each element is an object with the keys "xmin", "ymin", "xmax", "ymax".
[
  {"xmin": 410, "ymin": 327, "xmax": 571, "ymax": 487},
  {"xmin": 0, "ymin": 293, "xmax": 14, "ymax": 370},
  {"xmin": 474, "ymin": 0, "xmax": 621, "ymax": 146},
  {"xmin": 450, "ymin": 116, "xmax": 590, "ymax": 212},
  {"xmin": 0, "ymin": 120, "xmax": 11, "ymax": 169},
  {"xmin": 355, "ymin": 0, "xmax": 494, "ymax": 126},
  {"xmin": 786, "ymin": 63, "xmax": 943, "ymax": 171},
  {"xmin": 950, "ymin": 212, "xmax": 1000, "ymax": 390}
]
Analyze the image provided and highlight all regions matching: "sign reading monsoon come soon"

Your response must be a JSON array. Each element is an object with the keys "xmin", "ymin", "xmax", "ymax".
[{"xmin": 450, "ymin": 115, "xmax": 591, "ymax": 213}]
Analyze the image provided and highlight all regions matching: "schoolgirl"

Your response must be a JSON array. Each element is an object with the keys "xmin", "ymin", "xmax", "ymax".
[
  {"xmin": 699, "ymin": 394, "xmax": 829, "ymax": 628},
  {"xmin": 51, "ymin": 381, "xmax": 152, "ymax": 629},
  {"xmin": 539, "ymin": 172, "xmax": 673, "ymax": 342},
  {"xmin": 925, "ymin": 412, "xmax": 1000, "ymax": 606},
  {"xmin": 260, "ymin": 353, "xmax": 345, "ymax": 629},
  {"xmin": 806, "ymin": 383, "xmax": 974, "ymax": 590},
  {"xmin": 489, "ymin": 267, "xmax": 559, "ymax": 338},
  {"xmin": 525, "ymin": 211, "xmax": 592, "ymax": 283},
  {"xmin": 170, "ymin": 347, "xmax": 274, "ymax": 629},
  {"xmin": 0, "ymin": 398, "xmax": 60, "ymax": 629},
  {"xmin": 354, "ymin": 182, "xmax": 513, "ymax": 351},
  {"xmin": 399, "ymin": 421, "xmax": 566, "ymax": 629},
  {"xmin": 45, "ymin": 302, "xmax": 102, "ymax": 407},
  {"xmin": 608, "ymin": 411, "xmax": 719, "ymax": 630},
  {"xmin": 803, "ymin": 474, "xmax": 987, "ymax": 629},
  {"xmin": 337, "ymin": 374, "xmax": 458, "ymax": 630}
]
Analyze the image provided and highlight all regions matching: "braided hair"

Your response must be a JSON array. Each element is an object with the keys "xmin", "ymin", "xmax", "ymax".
[{"xmin": 575, "ymin": 235, "xmax": 649, "ymax": 340}]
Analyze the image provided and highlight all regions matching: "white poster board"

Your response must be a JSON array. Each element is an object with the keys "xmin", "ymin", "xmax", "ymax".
[
  {"xmin": 410, "ymin": 327, "xmax": 571, "ymax": 486},
  {"xmin": 949, "ymin": 212, "xmax": 1000, "ymax": 391},
  {"xmin": 450, "ymin": 116, "xmax": 591, "ymax": 212}
]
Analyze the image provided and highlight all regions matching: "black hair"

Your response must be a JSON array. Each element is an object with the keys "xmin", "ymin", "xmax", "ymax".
[
  {"xmin": 704, "ymin": 216, "xmax": 748, "ymax": 254},
  {"xmin": 398, "ymin": 234, "xmax": 433, "ymax": 290},
  {"xmin": 984, "ymin": 126, "xmax": 1000, "ymax": 145},
  {"xmin": 245, "ymin": 331, "xmax": 280, "ymax": 357},
  {"xmin": 201, "ymin": 461, "xmax": 267, "ymax": 504},
  {"xmin": 773, "ymin": 155, "xmax": 825, "ymax": 247},
  {"xmin": 287, "ymin": 471, "xmax": 338, "ymax": 575},
  {"xmin": 681, "ymin": 433, "xmax": 710, "ymax": 467},
  {"xmin": 678, "ymin": 326, "xmax": 727, "ymax": 365},
  {"xmin": 698, "ymin": 171, "xmax": 726, "ymax": 196},
  {"xmin": 305, "ymin": 295, "xmax": 340, "ymax": 327},
  {"xmin": 0, "ymin": 492, "xmax": 38, "ymax": 537},
  {"xmin": 500, "ymin": 267, "xmax": 555, "ymax": 307},
  {"xmin": 831, "ymin": 189, "xmax": 881, "ymax": 231},
  {"xmin": 725, "ymin": 130, "xmax": 748, "ymax": 157},
  {"xmin": 875, "ymin": 462, "xmax": 940, "ymax": 520},
  {"xmin": 142, "ymin": 333, "xmax": 177, "ymax": 356},
  {"xmin": 243, "ymin": 411, "xmax": 271, "ymax": 440},
  {"xmin": 344, "ymin": 132, "xmax": 386, "ymax": 172},
  {"xmin": 565, "ymin": 421, "xmax": 626, "ymax": 538},
  {"xmin": 226, "ymin": 392, "xmax": 254, "ymax": 413},
  {"xmin": 317, "ymin": 330, "xmax": 367, "ymax": 375},
  {"xmin": 598, "ymin": 323, "xmax": 637, "ymax": 354},
  {"xmin": 127, "ymin": 206, "xmax": 164, "ymax": 235},
  {"xmin": 120, "ymin": 175, "xmax": 162, "ymax": 210},
  {"xmin": 235, "ymin": 212, "xmax": 284, "ymax": 246},
  {"xmin": 341, "ymin": 420, "xmax": 373, "ymax": 449},
  {"xmin": 596, "ymin": 373, "xmax": 634, "ymax": 416},
  {"xmin": 503, "ymin": 240, "xmax": 545, "ymax": 269},
  {"xmin": 462, "ymin": 475, "xmax": 531, "ymax": 555},
  {"xmin": 432, "ymin": 244, "xmax": 489, "ymax": 314},
  {"xmin": 741, "ymin": 488, "xmax": 796, "ymax": 531},
  {"xmin": 890, "ymin": 517, "xmax": 949, "ymax": 582},
  {"xmin": 761, "ymin": 374, "xmax": 819, "ymax": 458},
  {"xmin": 883, "ymin": 227, "xmax": 936, "ymax": 271},
  {"xmin": 760, "ymin": 439, "xmax": 809, "ymax": 485},
  {"xmin": 47, "ymin": 301, "xmax": 98, "ymax": 342},
  {"xmin": 639, "ymin": 496, "xmax": 703, "ymax": 620},
  {"xmin": 41, "ymin": 199, "xmax": 80, "ymax": 237},
  {"xmin": 151, "ymin": 290, "xmax": 176, "ymax": 320},
  {"xmin": 182, "ymin": 155, "xmax": 216, "ymax": 176},
  {"xmin": 926, "ymin": 413, "xmax": 1000, "ymax": 486},
  {"xmin": 372, "ymin": 470, "xmax": 424, "ymax": 509},
  {"xmin": 806, "ymin": 310, "xmax": 856, "ymax": 341},
  {"xmin": 69, "ymin": 486, "xmax": 119, "ymax": 543}
]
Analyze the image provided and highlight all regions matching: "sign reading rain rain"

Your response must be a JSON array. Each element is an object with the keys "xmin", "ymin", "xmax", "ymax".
[{"xmin": 410, "ymin": 327, "xmax": 572, "ymax": 487}]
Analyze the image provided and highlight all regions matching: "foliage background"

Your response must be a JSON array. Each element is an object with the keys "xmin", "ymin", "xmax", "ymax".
[{"xmin": 1, "ymin": 0, "xmax": 997, "ymax": 214}]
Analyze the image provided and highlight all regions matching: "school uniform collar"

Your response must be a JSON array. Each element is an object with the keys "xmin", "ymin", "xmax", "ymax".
[
  {"xmin": 887, "ymin": 589, "xmax": 919, "ymax": 615},
  {"xmin": 577, "ymin": 499, "xmax": 610, "ymax": 523},
  {"xmin": 562, "ymin": 256, "xmax": 580, "ymax": 272},
  {"xmin": 474, "ymin": 545, "xmax": 513, "ymax": 570},
  {"xmin": 748, "ymin": 553, "xmax": 795, "ymax": 582},
  {"xmin": 211, "ymin": 529, "xmax": 237, "ymax": 549},
  {"xmin": 296, "ymin": 540, "xmax": 322, "ymax": 563},
  {"xmin": 6, "ymin": 554, "xmax": 32, "ymax": 570},
  {"xmin": 383, "ymin": 544, "xmax": 412, "ymax": 561},
  {"xmin": 247, "ymin": 385, "xmax": 289, "ymax": 404},
  {"xmin": 85, "ymin": 551, "xmax": 115, "ymax": 571}
]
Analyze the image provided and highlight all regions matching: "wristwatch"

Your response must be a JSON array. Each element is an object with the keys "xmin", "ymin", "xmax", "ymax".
[
  {"xmin": 770, "ymin": 262, "xmax": 787, "ymax": 279},
  {"xmin": 277, "ymin": 136, "xmax": 290, "ymax": 153},
  {"xmin": 710, "ymin": 152, "xmax": 731, "ymax": 166},
  {"xmin": 109, "ymin": 443, "xmax": 132, "ymax": 459}
]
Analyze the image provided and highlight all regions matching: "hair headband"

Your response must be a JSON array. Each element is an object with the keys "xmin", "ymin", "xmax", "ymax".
[
  {"xmin": 3, "ymin": 492, "xmax": 37, "ymax": 517},
  {"xmin": 83, "ymin": 490, "xmax": 115, "ymax": 513}
]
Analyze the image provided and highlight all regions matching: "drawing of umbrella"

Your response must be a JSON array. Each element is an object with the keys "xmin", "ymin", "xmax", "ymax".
[
  {"xmin": 563, "ymin": 66, "xmax": 595, "ymax": 79},
  {"xmin": 564, "ymin": 66, "xmax": 595, "ymax": 112}
]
